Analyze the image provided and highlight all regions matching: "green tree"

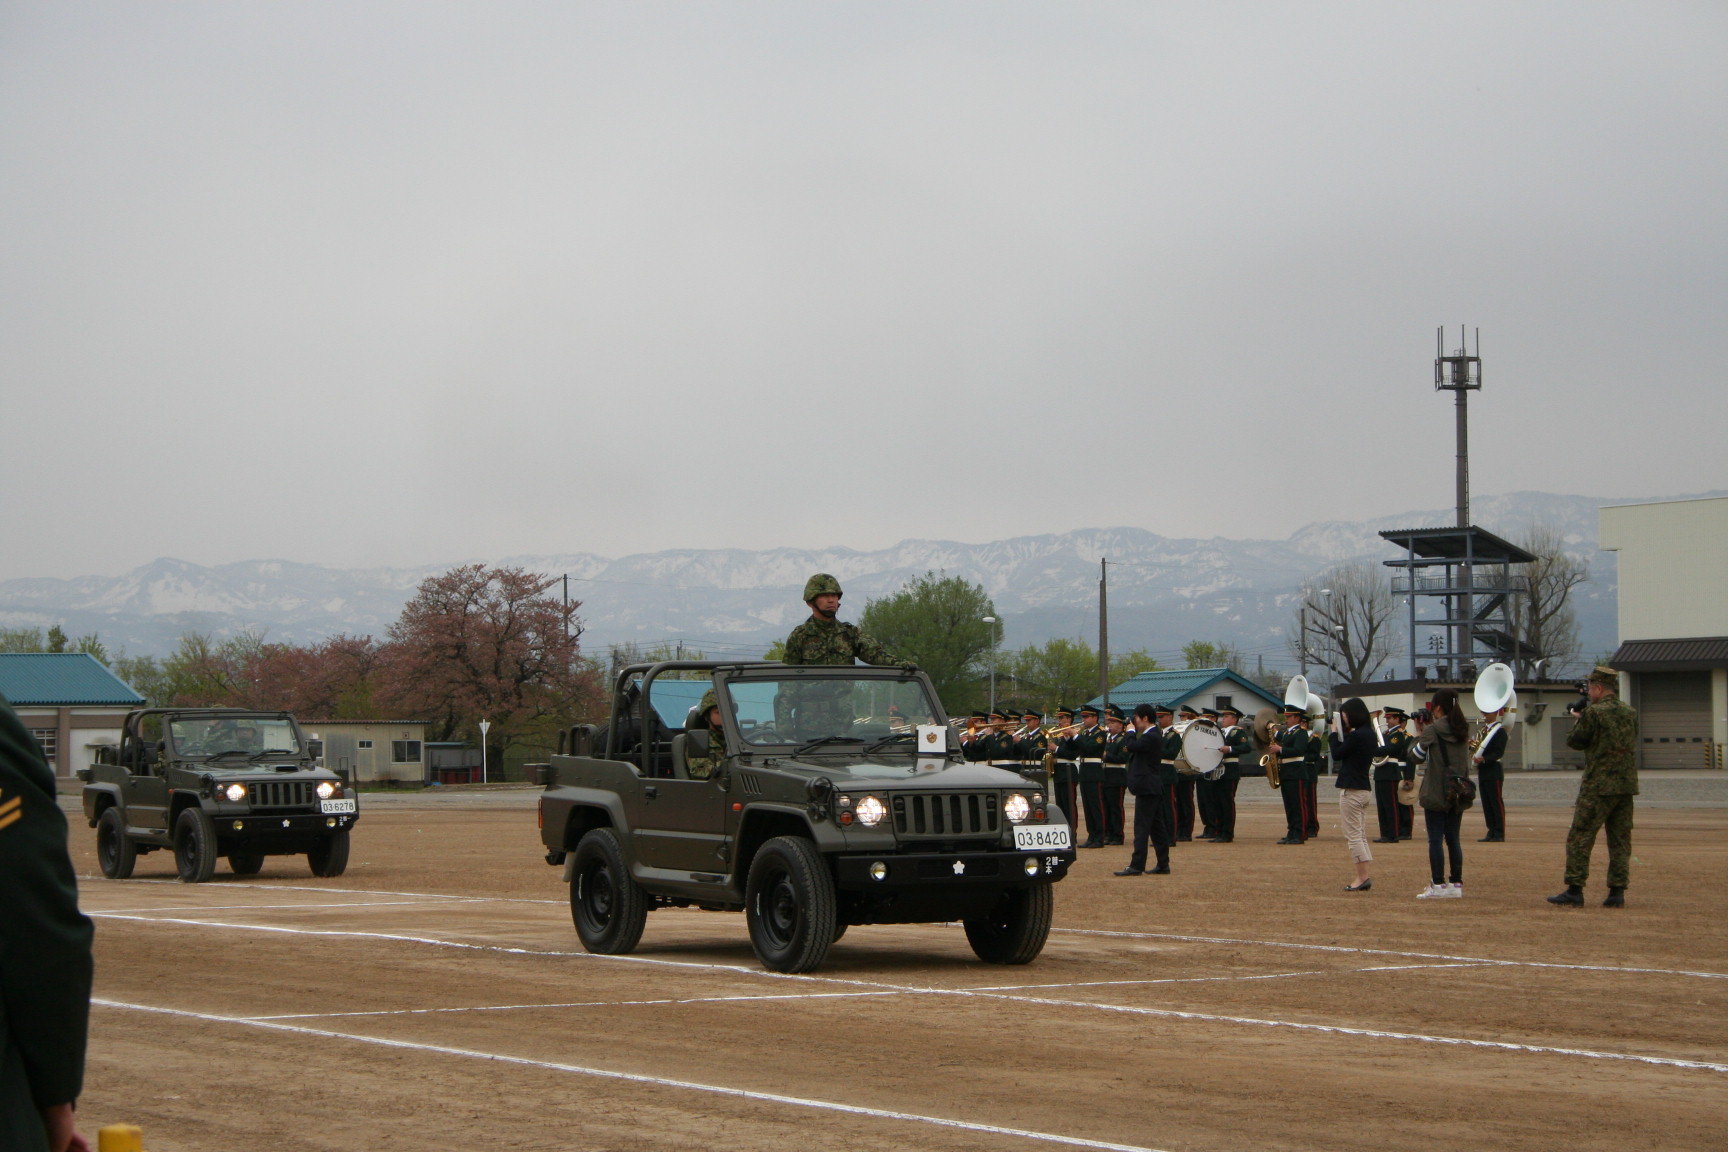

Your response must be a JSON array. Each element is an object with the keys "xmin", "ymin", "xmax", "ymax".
[
  {"xmin": 45, "ymin": 624, "xmax": 68, "ymax": 652},
  {"xmin": 0, "ymin": 628, "xmax": 44, "ymax": 652},
  {"xmin": 1006, "ymin": 638, "xmax": 1098, "ymax": 711},
  {"xmin": 858, "ymin": 571, "xmax": 996, "ymax": 715},
  {"xmin": 1110, "ymin": 649, "xmax": 1162, "ymax": 684},
  {"xmin": 1182, "ymin": 640, "xmax": 1243, "ymax": 671}
]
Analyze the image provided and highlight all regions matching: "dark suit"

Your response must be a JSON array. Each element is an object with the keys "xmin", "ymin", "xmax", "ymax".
[{"xmin": 1125, "ymin": 725, "xmax": 1173, "ymax": 871}]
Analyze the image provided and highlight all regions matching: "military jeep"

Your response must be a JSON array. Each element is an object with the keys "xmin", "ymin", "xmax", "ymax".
[
  {"xmin": 79, "ymin": 708, "xmax": 359, "ymax": 882},
  {"xmin": 538, "ymin": 662, "xmax": 1075, "ymax": 973}
]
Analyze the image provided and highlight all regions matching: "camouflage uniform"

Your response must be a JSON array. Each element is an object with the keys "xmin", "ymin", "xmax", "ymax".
[
  {"xmin": 684, "ymin": 689, "xmax": 726, "ymax": 781},
  {"xmin": 1563, "ymin": 692, "xmax": 1640, "ymax": 888},
  {"xmin": 774, "ymin": 574, "xmax": 911, "ymax": 738}
]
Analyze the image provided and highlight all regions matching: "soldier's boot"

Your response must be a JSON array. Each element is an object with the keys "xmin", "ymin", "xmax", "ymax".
[
  {"xmin": 1603, "ymin": 887, "xmax": 1626, "ymax": 908},
  {"xmin": 1546, "ymin": 884, "xmax": 1585, "ymax": 906}
]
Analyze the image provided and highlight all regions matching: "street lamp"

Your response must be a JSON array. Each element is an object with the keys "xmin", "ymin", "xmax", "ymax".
[
  {"xmin": 478, "ymin": 718, "xmax": 491, "ymax": 785},
  {"xmin": 982, "ymin": 616, "xmax": 999, "ymax": 712}
]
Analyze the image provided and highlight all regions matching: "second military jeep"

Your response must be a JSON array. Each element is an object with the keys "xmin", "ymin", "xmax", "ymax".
[
  {"xmin": 538, "ymin": 662, "xmax": 1075, "ymax": 973},
  {"xmin": 79, "ymin": 708, "xmax": 359, "ymax": 882}
]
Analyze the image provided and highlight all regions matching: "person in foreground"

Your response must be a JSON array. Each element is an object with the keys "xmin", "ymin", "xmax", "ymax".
[
  {"xmin": 1412, "ymin": 688, "xmax": 1471, "ymax": 899},
  {"xmin": 0, "ymin": 694, "xmax": 95, "ymax": 1152},
  {"xmin": 1330, "ymin": 697, "xmax": 1381, "ymax": 891},
  {"xmin": 1116, "ymin": 704, "xmax": 1173, "ymax": 876},
  {"xmin": 1549, "ymin": 666, "xmax": 1640, "ymax": 908}
]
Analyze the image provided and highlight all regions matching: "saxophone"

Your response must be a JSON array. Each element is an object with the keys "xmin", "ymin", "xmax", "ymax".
[{"xmin": 1261, "ymin": 744, "xmax": 1282, "ymax": 789}]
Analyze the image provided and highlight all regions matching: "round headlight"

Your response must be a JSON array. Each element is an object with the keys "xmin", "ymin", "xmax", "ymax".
[
  {"xmin": 1004, "ymin": 793, "xmax": 1031, "ymax": 823},
  {"xmin": 855, "ymin": 795, "xmax": 887, "ymax": 827},
  {"xmin": 315, "ymin": 781, "xmax": 337, "ymax": 800},
  {"xmin": 223, "ymin": 783, "xmax": 247, "ymax": 802}
]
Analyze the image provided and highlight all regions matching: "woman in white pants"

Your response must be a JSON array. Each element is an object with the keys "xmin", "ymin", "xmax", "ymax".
[{"xmin": 1330, "ymin": 697, "xmax": 1381, "ymax": 891}]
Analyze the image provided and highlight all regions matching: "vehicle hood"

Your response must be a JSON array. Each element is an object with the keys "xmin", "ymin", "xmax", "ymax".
[{"xmin": 763, "ymin": 758, "xmax": 1030, "ymax": 789}]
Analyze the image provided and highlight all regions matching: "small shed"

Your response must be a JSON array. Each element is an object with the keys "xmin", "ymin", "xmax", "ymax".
[
  {"xmin": 0, "ymin": 653, "xmax": 145, "ymax": 779},
  {"xmin": 301, "ymin": 720, "xmax": 430, "ymax": 784},
  {"xmin": 1089, "ymin": 668, "xmax": 1282, "ymax": 718}
]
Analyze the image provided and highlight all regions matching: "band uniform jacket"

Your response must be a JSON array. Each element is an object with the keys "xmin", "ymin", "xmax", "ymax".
[
  {"xmin": 1278, "ymin": 723, "xmax": 1312, "ymax": 775},
  {"xmin": 1159, "ymin": 727, "xmax": 1183, "ymax": 786},
  {"xmin": 1565, "ymin": 696, "xmax": 1640, "ymax": 797},
  {"xmin": 1101, "ymin": 731, "xmax": 1129, "ymax": 786},
  {"xmin": 1123, "ymin": 727, "xmax": 1166, "ymax": 794},
  {"xmin": 1475, "ymin": 724, "xmax": 1508, "ymax": 771},
  {"xmin": 0, "ymin": 696, "xmax": 94, "ymax": 1149},
  {"xmin": 1219, "ymin": 724, "xmax": 1249, "ymax": 779},
  {"xmin": 1070, "ymin": 725, "xmax": 1108, "ymax": 782},
  {"xmin": 1375, "ymin": 727, "xmax": 1414, "ymax": 783}
]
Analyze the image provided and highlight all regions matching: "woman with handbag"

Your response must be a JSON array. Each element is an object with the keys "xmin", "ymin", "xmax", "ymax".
[
  {"xmin": 1330, "ymin": 697, "xmax": 1380, "ymax": 891},
  {"xmin": 1412, "ymin": 688, "xmax": 1473, "ymax": 899}
]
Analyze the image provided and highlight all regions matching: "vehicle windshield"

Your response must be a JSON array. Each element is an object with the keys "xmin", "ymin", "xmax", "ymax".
[
  {"xmin": 169, "ymin": 716, "xmax": 301, "ymax": 758},
  {"xmin": 719, "ymin": 673, "xmax": 944, "ymax": 749}
]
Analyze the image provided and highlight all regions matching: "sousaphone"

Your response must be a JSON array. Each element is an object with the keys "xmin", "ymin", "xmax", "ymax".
[{"xmin": 1474, "ymin": 662, "xmax": 1517, "ymax": 724}]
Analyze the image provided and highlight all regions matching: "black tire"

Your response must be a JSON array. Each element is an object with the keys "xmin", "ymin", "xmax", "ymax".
[
  {"xmin": 174, "ymin": 808, "xmax": 218, "ymax": 883},
  {"xmin": 964, "ymin": 883, "xmax": 1054, "ymax": 965},
  {"xmin": 832, "ymin": 922, "xmax": 849, "ymax": 943},
  {"xmin": 228, "ymin": 852, "xmax": 265, "ymax": 876},
  {"xmin": 569, "ymin": 828, "xmax": 648, "ymax": 954},
  {"xmin": 307, "ymin": 830, "xmax": 351, "ymax": 877},
  {"xmin": 96, "ymin": 806, "xmax": 136, "ymax": 880},
  {"xmin": 745, "ymin": 835, "xmax": 836, "ymax": 974}
]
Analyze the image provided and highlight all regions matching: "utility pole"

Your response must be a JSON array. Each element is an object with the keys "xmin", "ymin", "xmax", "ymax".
[
  {"xmin": 1097, "ymin": 559, "xmax": 1110, "ymax": 711},
  {"xmin": 1435, "ymin": 326, "xmax": 1482, "ymax": 679}
]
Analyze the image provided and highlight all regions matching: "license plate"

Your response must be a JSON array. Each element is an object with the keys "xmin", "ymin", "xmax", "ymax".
[
  {"xmin": 320, "ymin": 799, "xmax": 357, "ymax": 814},
  {"xmin": 1014, "ymin": 823, "xmax": 1071, "ymax": 851}
]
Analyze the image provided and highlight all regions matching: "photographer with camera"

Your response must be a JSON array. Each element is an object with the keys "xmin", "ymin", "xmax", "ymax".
[
  {"xmin": 1411, "ymin": 689, "xmax": 1472, "ymax": 899},
  {"xmin": 1548, "ymin": 667, "xmax": 1640, "ymax": 908}
]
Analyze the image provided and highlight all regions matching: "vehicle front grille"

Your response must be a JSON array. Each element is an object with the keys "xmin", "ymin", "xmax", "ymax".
[
  {"xmin": 248, "ymin": 780, "xmax": 315, "ymax": 808},
  {"xmin": 891, "ymin": 792, "xmax": 999, "ymax": 838}
]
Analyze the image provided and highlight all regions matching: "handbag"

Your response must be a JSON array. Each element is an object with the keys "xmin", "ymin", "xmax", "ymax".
[{"xmin": 1445, "ymin": 773, "xmax": 1477, "ymax": 809}]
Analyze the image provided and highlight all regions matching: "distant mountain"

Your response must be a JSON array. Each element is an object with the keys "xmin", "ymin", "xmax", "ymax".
[{"xmin": 6, "ymin": 489, "xmax": 1716, "ymax": 671}]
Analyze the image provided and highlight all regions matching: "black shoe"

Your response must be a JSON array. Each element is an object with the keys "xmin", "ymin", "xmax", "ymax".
[
  {"xmin": 1197, "ymin": 831, "xmax": 1216, "ymax": 840},
  {"xmin": 1603, "ymin": 887, "xmax": 1625, "ymax": 908},
  {"xmin": 1212, "ymin": 836, "xmax": 1233, "ymax": 843},
  {"xmin": 1149, "ymin": 864, "xmax": 1170, "ymax": 874},
  {"xmin": 1478, "ymin": 833, "xmax": 1504, "ymax": 842},
  {"xmin": 1547, "ymin": 886, "xmax": 1585, "ymax": 906},
  {"xmin": 1113, "ymin": 867, "xmax": 1144, "ymax": 876},
  {"xmin": 1344, "ymin": 879, "xmax": 1372, "ymax": 892},
  {"xmin": 1080, "ymin": 839, "xmax": 1103, "ymax": 849},
  {"xmin": 1176, "ymin": 835, "xmax": 1192, "ymax": 842},
  {"xmin": 1105, "ymin": 837, "xmax": 1124, "ymax": 846},
  {"xmin": 1276, "ymin": 836, "xmax": 1300, "ymax": 844},
  {"xmin": 1372, "ymin": 837, "xmax": 1398, "ymax": 844}
]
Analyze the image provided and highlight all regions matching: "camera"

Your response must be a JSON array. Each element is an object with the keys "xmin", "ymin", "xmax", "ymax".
[{"xmin": 1411, "ymin": 706, "xmax": 1433, "ymax": 725}]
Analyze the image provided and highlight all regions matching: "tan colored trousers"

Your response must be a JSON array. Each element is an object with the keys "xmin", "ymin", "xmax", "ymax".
[{"xmin": 1339, "ymin": 788, "xmax": 1374, "ymax": 863}]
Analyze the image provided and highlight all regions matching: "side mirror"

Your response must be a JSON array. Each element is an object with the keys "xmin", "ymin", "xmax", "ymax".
[{"xmin": 306, "ymin": 739, "xmax": 324, "ymax": 760}]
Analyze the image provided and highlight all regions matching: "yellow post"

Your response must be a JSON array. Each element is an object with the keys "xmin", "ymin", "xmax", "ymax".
[{"xmin": 98, "ymin": 1125, "xmax": 144, "ymax": 1152}]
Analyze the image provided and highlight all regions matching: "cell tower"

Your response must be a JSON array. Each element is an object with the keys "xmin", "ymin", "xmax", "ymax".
[{"xmin": 1434, "ymin": 326, "xmax": 1482, "ymax": 528}]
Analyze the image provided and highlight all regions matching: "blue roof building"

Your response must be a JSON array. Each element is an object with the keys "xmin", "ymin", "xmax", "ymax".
[
  {"xmin": 1088, "ymin": 667, "xmax": 1281, "ymax": 717},
  {"xmin": 0, "ymin": 653, "xmax": 145, "ymax": 780}
]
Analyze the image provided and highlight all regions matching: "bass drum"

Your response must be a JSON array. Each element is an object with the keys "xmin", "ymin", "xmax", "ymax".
[{"xmin": 1177, "ymin": 720, "xmax": 1227, "ymax": 780}]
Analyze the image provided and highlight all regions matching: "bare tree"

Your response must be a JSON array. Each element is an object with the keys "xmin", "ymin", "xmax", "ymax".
[
  {"xmin": 1288, "ymin": 561, "xmax": 1401, "ymax": 687},
  {"xmin": 1511, "ymin": 523, "xmax": 1587, "ymax": 679}
]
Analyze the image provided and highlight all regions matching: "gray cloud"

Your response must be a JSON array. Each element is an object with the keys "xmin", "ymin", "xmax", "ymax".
[{"xmin": 2, "ymin": 2, "xmax": 1723, "ymax": 580}]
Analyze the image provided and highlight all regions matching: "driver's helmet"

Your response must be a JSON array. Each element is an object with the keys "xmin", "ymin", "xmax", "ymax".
[
  {"xmin": 802, "ymin": 573, "xmax": 843, "ymax": 602},
  {"xmin": 694, "ymin": 689, "xmax": 719, "ymax": 728}
]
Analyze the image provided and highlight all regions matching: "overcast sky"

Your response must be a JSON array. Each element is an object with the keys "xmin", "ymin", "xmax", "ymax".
[{"xmin": 2, "ymin": 2, "xmax": 1723, "ymax": 582}]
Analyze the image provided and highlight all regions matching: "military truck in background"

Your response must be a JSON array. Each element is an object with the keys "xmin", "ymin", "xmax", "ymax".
[
  {"xmin": 79, "ymin": 708, "xmax": 359, "ymax": 882},
  {"xmin": 537, "ymin": 661, "xmax": 1075, "ymax": 973}
]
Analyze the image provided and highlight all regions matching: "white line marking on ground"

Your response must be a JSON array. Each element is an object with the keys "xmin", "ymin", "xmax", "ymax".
[
  {"xmin": 88, "ymin": 900, "xmax": 457, "ymax": 915},
  {"xmin": 92, "ymin": 913, "xmax": 1728, "ymax": 1072},
  {"xmin": 80, "ymin": 877, "xmax": 563, "ymax": 905},
  {"xmin": 249, "ymin": 990, "xmax": 914, "ymax": 1021},
  {"xmin": 968, "ymin": 970, "xmax": 1331, "ymax": 991},
  {"xmin": 1054, "ymin": 927, "xmax": 1728, "ymax": 981},
  {"xmin": 92, "ymin": 998, "xmax": 1173, "ymax": 1152}
]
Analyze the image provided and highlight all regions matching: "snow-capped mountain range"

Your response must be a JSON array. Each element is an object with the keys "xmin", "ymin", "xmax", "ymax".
[{"xmin": 6, "ymin": 490, "xmax": 1713, "ymax": 670}]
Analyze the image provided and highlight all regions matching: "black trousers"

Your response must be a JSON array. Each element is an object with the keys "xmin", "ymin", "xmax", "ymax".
[
  {"xmin": 1102, "ymin": 783, "xmax": 1126, "ymax": 842},
  {"xmin": 1173, "ymin": 776, "xmax": 1196, "ymax": 839},
  {"xmin": 1478, "ymin": 763, "xmax": 1505, "ymax": 837},
  {"xmin": 1302, "ymin": 776, "xmax": 1319, "ymax": 837},
  {"xmin": 1196, "ymin": 777, "xmax": 1218, "ymax": 834},
  {"xmin": 1279, "ymin": 775, "xmax": 1306, "ymax": 840},
  {"xmin": 1079, "ymin": 777, "xmax": 1106, "ymax": 845},
  {"xmin": 1373, "ymin": 776, "xmax": 1402, "ymax": 840},
  {"xmin": 1129, "ymin": 786, "xmax": 1173, "ymax": 871},
  {"xmin": 1054, "ymin": 766, "xmax": 1079, "ymax": 836},
  {"xmin": 1215, "ymin": 772, "xmax": 1239, "ymax": 839},
  {"xmin": 1425, "ymin": 806, "xmax": 1464, "ymax": 884}
]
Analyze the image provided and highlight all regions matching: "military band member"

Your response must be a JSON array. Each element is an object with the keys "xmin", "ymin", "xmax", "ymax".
[
  {"xmin": 1196, "ymin": 707, "xmax": 1223, "ymax": 839},
  {"xmin": 1071, "ymin": 704, "xmax": 1108, "ymax": 848},
  {"xmin": 982, "ymin": 708, "xmax": 1017, "ymax": 767},
  {"xmin": 959, "ymin": 710, "xmax": 992, "ymax": 762},
  {"xmin": 1152, "ymin": 703, "xmax": 1182, "ymax": 842},
  {"xmin": 1212, "ymin": 705, "xmax": 1247, "ymax": 843},
  {"xmin": 1474, "ymin": 705, "xmax": 1509, "ymax": 842},
  {"xmin": 1048, "ymin": 706, "xmax": 1080, "ymax": 834},
  {"xmin": 1015, "ymin": 710, "xmax": 1050, "ymax": 787},
  {"xmin": 1275, "ymin": 703, "xmax": 1312, "ymax": 844},
  {"xmin": 1171, "ymin": 703, "xmax": 1199, "ymax": 840},
  {"xmin": 1116, "ymin": 703, "xmax": 1174, "ymax": 876},
  {"xmin": 1302, "ymin": 717, "xmax": 1322, "ymax": 840},
  {"xmin": 1100, "ymin": 705, "xmax": 1129, "ymax": 845},
  {"xmin": 1373, "ymin": 708, "xmax": 1415, "ymax": 842}
]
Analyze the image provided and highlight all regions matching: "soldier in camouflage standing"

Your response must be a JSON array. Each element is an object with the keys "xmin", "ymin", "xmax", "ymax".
[
  {"xmin": 775, "ymin": 574, "xmax": 915, "ymax": 737},
  {"xmin": 1548, "ymin": 667, "xmax": 1640, "ymax": 908}
]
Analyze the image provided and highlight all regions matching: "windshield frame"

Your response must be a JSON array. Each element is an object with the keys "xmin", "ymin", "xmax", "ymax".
[
  {"xmin": 165, "ymin": 712, "xmax": 305, "ymax": 760},
  {"xmin": 712, "ymin": 665, "xmax": 946, "ymax": 754}
]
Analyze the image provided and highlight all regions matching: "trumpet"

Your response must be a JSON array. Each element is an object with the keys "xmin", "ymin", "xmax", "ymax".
[{"xmin": 1043, "ymin": 722, "xmax": 1084, "ymax": 739}]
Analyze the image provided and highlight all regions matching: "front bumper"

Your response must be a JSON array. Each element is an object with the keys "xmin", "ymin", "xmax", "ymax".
[
  {"xmin": 834, "ymin": 848, "xmax": 1072, "ymax": 890},
  {"xmin": 217, "ymin": 811, "xmax": 358, "ymax": 838}
]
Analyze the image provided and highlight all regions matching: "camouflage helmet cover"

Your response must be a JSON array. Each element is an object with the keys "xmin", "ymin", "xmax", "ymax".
[{"xmin": 803, "ymin": 573, "xmax": 844, "ymax": 602}]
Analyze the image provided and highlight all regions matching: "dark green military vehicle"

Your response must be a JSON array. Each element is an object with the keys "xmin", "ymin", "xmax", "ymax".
[
  {"xmin": 537, "ymin": 662, "xmax": 1075, "ymax": 973},
  {"xmin": 79, "ymin": 707, "xmax": 359, "ymax": 882}
]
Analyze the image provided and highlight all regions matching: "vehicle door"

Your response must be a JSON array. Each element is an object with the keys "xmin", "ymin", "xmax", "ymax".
[
  {"xmin": 123, "ymin": 717, "xmax": 170, "ymax": 835},
  {"xmin": 632, "ymin": 772, "xmax": 730, "ymax": 874}
]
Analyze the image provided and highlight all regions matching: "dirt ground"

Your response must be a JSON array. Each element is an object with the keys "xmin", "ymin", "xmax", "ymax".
[{"xmin": 66, "ymin": 791, "xmax": 1728, "ymax": 1152}]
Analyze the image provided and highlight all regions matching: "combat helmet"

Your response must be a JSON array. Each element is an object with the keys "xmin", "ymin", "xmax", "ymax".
[{"xmin": 802, "ymin": 573, "xmax": 843, "ymax": 602}]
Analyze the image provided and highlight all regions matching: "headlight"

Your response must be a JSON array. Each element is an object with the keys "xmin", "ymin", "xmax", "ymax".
[
  {"xmin": 223, "ymin": 783, "xmax": 247, "ymax": 802},
  {"xmin": 1004, "ymin": 793, "xmax": 1031, "ymax": 823},
  {"xmin": 315, "ymin": 781, "xmax": 338, "ymax": 800},
  {"xmin": 854, "ymin": 795, "xmax": 887, "ymax": 827}
]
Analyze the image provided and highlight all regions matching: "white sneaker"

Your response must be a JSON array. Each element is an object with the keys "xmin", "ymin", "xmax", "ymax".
[
  {"xmin": 1416, "ymin": 883, "xmax": 1447, "ymax": 899},
  {"xmin": 1445, "ymin": 883, "xmax": 1464, "ymax": 898}
]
